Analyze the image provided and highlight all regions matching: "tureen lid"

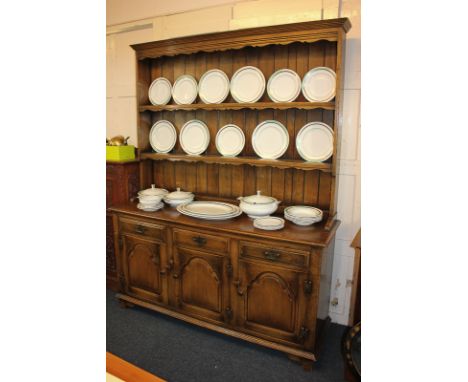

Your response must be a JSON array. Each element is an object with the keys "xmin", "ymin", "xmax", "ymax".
[
  {"xmin": 241, "ymin": 190, "xmax": 277, "ymax": 205},
  {"xmin": 165, "ymin": 187, "xmax": 194, "ymax": 200},
  {"xmin": 138, "ymin": 184, "xmax": 169, "ymax": 196}
]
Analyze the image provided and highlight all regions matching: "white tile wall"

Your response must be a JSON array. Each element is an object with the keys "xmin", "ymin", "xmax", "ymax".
[{"xmin": 106, "ymin": 0, "xmax": 361, "ymax": 326}]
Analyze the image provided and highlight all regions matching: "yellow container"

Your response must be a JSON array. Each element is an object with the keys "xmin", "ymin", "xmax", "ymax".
[{"xmin": 106, "ymin": 145, "xmax": 135, "ymax": 161}]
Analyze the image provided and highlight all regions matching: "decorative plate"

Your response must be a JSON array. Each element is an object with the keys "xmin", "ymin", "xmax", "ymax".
[
  {"xmin": 149, "ymin": 120, "xmax": 177, "ymax": 153},
  {"xmin": 302, "ymin": 67, "xmax": 336, "ymax": 102},
  {"xmin": 230, "ymin": 66, "xmax": 265, "ymax": 103},
  {"xmin": 267, "ymin": 69, "xmax": 301, "ymax": 102},
  {"xmin": 172, "ymin": 74, "xmax": 198, "ymax": 105},
  {"xmin": 179, "ymin": 120, "xmax": 210, "ymax": 155},
  {"xmin": 252, "ymin": 120, "xmax": 289, "ymax": 159},
  {"xmin": 215, "ymin": 124, "xmax": 245, "ymax": 157},
  {"xmin": 198, "ymin": 69, "xmax": 230, "ymax": 104},
  {"xmin": 296, "ymin": 122, "xmax": 334, "ymax": 162},
  {"xmin": 148, "ymin": 77, "xmax": 172, "ymax": 105}
]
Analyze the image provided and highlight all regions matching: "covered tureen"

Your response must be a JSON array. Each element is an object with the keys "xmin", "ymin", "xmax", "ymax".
[{"xmin": 237, "ymin": 190, "xmax": 281, "ymax": 218}]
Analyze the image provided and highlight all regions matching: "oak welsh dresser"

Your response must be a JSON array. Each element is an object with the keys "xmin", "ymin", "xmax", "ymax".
[{"xmin": 109, "ymin": 18, "xmax": 351, "ymax": 369}]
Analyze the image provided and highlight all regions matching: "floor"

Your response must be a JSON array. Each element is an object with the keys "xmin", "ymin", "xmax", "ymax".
[{"xmin": 107, "ymin": 290, "xmax": 348, "ymax": 382}]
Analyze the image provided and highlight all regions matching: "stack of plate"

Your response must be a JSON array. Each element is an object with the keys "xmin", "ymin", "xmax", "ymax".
[
  {"xmin": 163, "ymin": 188, "xmax": 195, "ymax": 207},
  {"xmin": 137, "ymin": 202, "xmax": 164, "ymax": 212},
  {"xmin": 177, "ymin": 201, "xmax": 242, "ymax": 220},
  {"xmin": 284, "ymin": 206, "xmax": 323, "ymax": 226},
  {"xmin": 253, "ymin": 217, "xmax": 285, "ymax": 231}
]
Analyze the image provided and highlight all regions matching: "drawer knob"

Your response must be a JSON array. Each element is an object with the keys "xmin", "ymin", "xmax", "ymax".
[
  {"xmin": 263, "ymin": 250, "xmax": 280, "ymax": 261},
  {"xmin": 192, "ymin": 236, "xmax": 207, "ymax": 246},
  {"xmin": 135, "ymin": 225, "xmax": 147, "ymax": 234}
]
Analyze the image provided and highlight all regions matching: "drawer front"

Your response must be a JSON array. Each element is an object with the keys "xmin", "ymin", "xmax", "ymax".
[
  {"xmin": 120, "ymin": 217, "xmax": 165, "ymax": 242},
  {"xmin": 240, "ymin": 241, "xmax": 309, "ymax": 269},
  {"xmin": 173, "ymin": 228, "xmax": 229, "ymax": 254}
]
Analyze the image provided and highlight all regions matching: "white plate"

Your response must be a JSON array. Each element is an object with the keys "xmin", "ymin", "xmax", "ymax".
[
  {"xmin": 296, "ymin": 122, "xmax": 334, "ymax": 162},
  {"xmin": 267, "ymin": 69, "xmax": 301, "ymax": 103},
  {"xmin": 215, "ymin": 124, "xmax": 245, "ymax": 157},
  {"xmin": 252, "ymin": 120, "xmax": 289, "ymax": 159},
  {"xmin": 180, "ymin": 201, "xmax": 238, "ymax": 216},
  {"xmin": 253, "ymin": 217, "xmax": 285, "ymax": 231},
  {"xmin": 230, "ymin": 66, "xmax": 265, "ymax": 103},
  {"xmin": 302, "ymin": 67, "xmax": 336, "ymax": 102},
  {"xmin": 177, "ymin": 202, "xmax": 242, "ymax": 220},
  {"xmin": 180, "ymin": 120, "xmax": 210, "ymax": 155},
  {"xmin": 199, "ymin": 69, "xmax": 230, "ymax": 104},
  {"xmin": 149, "ymin": 120, "xmax": 177, "ymax": 153},
  {"xmin": 148, "ymin": 77, "xmax": 172, "ymax": 105},
  {"xmin": 172, "ymin": 75, "xmax": 198, "ymax": 105}
]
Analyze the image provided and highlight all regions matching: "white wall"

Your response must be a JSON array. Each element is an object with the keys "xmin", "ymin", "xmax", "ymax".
[{"xmin": 106, "ymin": 0, "xmax": 361, "ymax": 325}]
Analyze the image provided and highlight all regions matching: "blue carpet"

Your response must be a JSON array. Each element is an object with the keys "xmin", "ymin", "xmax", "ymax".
[{"xmin": 107, "ymin": 289, "xmax": 347, "ymax": 381}]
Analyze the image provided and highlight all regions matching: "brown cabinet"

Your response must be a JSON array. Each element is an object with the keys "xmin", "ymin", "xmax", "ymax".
[
  {"xmin": 173, "ymin": 246, "xmax": 229, "ymax": 324},
  {"xmin": 110, "ymin": 205, "xmax": 339, "ymax": 367},
  {"xmin": 121, "ymin": 234, "xmax": 167, "ymax": 304},
  {"xmin": 106, "ymin": 160, "xmax": 139, "ymax": 290},
  {"xmin": 235, "ymin": 257, "xmax": 310, "ymax": 345},
  {"xmin": 109, "ymin": 18, "xmax": 351, "ymax": 369}
]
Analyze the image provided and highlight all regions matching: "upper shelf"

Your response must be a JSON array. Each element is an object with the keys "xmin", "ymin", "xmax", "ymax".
[
  {"xmin": 140, "ymin": 152, "xmax": 332, "ymax": 172},
  {"xmin": 139, "ymin": 101, "xmax": 335, "ymax": 112}
]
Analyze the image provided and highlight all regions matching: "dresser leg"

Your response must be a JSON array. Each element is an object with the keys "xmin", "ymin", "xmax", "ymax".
[
  {"xmin": 287, "ymin": 355, "xmax": 314, "ymax": 371},
  {"xmin": 119, "ymin": 300, "xmax": 135, "ymax": 309}
]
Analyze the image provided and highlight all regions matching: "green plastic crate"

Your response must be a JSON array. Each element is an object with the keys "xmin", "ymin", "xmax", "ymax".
[{"xmin": 106, "ymin": 145, "xmax": 135, "ymax": 161}]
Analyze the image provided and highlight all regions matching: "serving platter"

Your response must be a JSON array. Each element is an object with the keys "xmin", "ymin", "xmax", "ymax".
[
  {"xmin": 215, "ymin": 124, "xmax": 245, "ymax": 157},
  {"xmin": 252, "ymin": 120, "xmax": 289, "ymax": 159},
  {"xmin": 180, "ymin": 120, "xmax": 210, "ymax": 155},
  {"xmin": 198, "ymin": 69, "xmax": 230, "ymax": 104},
  {"xmin": 267, "ymin": 69, "xmax": 301, "ymax": 102},
  {"xmin": 177, "ymin": 201, "xmax": 242, "ymax": 220},
  {"xmin": 302, "ymin": 67, "xmax": 336, "ymax": 102},
  {"xmin": 230, "ymin": 66, "xmax": 265, "ymax": 103},
  {"xmin": 149, "ymin": 120, "xmax": 177, "ymax": 153},
  {"xmin": 296, "ymin": 122, "xmax": 334, "ymax": 162},
  {"xmin": 172, "ymin": 74, "xmax": 198, "ymax": 105},
  {"xmin": 148, "ymin": 77, "xmax": 172, "ymax": 106}
]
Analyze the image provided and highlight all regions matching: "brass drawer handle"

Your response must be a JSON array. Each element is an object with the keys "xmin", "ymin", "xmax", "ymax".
[
  {"xmin": 192, "ymin": 236, "xmax": 207, "ymax": 246},
  {"xmin": 135, "ymin": 225, "xmax": 147, "ymax": 234},
  {"xmin": 264, "ymin": 250, "xmax": 281, "ymax": 261}
]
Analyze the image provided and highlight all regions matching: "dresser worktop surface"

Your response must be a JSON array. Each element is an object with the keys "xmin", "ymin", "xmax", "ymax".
[{"xmin": 109, "ymin": 203, "xmax": 340, "ymax": 247}]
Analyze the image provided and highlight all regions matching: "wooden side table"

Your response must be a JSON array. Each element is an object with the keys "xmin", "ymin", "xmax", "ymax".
[{"xmin": 106, "ymin": 160, "xmax": 140, "ymax": 290}]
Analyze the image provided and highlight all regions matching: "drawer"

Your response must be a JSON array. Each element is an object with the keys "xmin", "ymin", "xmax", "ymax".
[
  {"xmin": 173, "ymin": 228, "xmax": 229, "ymax": 254},
  {"xmin": 239, "ymin": 241, "xmax": 309, "ymax": 269},
  {"xmin": 120, "ymin": 217, "xmax": 165, "ymax": 241}
]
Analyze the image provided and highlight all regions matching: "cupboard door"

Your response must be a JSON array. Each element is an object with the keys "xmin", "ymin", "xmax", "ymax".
[
  {"xmin": 173, "ymin": 246, "xmax": 230, "ymax": 324},
  {"xmin": 122, "ymin": 235, "xmax": 166, "ymax": 303},
  {"xmin": 235, "ymin": 258, "xmax": 311, "ymax": 346}
]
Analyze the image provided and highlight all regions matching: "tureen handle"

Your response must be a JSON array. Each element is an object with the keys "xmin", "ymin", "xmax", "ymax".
[
  {"xmin": 151, "ymin": 184, "xmax": 155, "ymax": 188},
  {"xmin": 176, "ymin": 187, "xmax": 181, "ymax": 191},
  {"xmin": 276, "ymin": 200, "xmax": 282, "ymax": 205},
  {"xmin": 256, "ymin": 190, "xmax": 261, "ymax": 195},
  {"xmin": 237, "ymin": 196, "xmax": 244, "ymax": 201}
]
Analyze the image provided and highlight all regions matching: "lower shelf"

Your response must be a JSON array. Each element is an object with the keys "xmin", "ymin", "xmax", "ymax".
[
  {"xmin": 140, "ymin": 152, "xmax": 332, "ymax": 172},
  {"xmin": 116, "ymin": 293, "xmax": 317, "ymax": 361}
]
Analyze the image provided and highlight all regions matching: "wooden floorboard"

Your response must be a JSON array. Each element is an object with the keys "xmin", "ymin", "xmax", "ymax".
[{"xmin": 106, "ymin": 352, "xmax": 166, "ymax": 382}]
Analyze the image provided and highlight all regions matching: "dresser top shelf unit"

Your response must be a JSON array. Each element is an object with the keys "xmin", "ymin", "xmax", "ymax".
[
  {"xmin": 139, "ymin": 101, "xmax": 335, "ymax": 112},
  {"xmin": 132, "ymin": 17, "xmax": 350, "ymax": 231},
  {"xmin": 140, "ymin": 152, "xmax": 332, "ymax": 172}
]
